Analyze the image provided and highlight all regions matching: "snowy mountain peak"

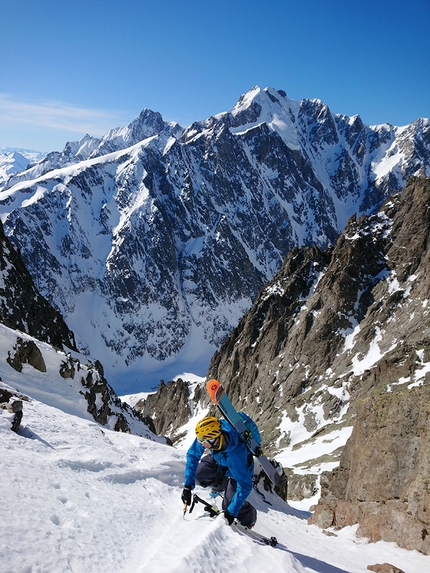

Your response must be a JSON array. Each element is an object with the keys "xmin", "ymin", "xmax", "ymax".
[
  {"xmin": 94, "ymin": 108, "xmax": 175, "ymax": 157},
  {"xmin": 228, "ymin": 86, "xmax": 301, "ymax": 148},
  {"xmin": 0, "ymin": 150, "xmax": 33, "ymax": 186},
  {"xmin": 62, "ymin": 133, "xmax": 101, "ymax": 161},
  {"xmin": 231, "ymin": 86, "xmax": 288, "ymax": 115},
  {"xmin": 1, "ymin": 88, "xmax": 429, "ymax": 391}
]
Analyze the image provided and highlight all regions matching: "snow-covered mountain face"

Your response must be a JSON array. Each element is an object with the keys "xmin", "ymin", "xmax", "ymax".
[
  {"xmin": 0, "ymin": 148, "xmax": 46, "ymax": 187},
  {"xmin": 0, "ymin": 218, "xmax": 76, "ymax": 350},
  {"xmin": 0, "ymin": 87, "xmax": 429, "ymax": 392},
  {"xmin": 1, "ymin": 218, "xmax": 161, "ymax": 438}
]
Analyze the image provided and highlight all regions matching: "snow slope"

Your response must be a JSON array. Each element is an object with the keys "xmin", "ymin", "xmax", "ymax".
[{"xmin": 2, "ymin": 367, "xmax": 429, "ymax": 572}]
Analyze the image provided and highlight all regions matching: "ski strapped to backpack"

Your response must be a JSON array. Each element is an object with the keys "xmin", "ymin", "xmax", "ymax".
[
  {"xmin": 206, "ymin": 379, "xmax": 283, "ymax": 487},
  {"xmin": 189, "ymin": 493, "xmax": 278, "ymax": 547}
]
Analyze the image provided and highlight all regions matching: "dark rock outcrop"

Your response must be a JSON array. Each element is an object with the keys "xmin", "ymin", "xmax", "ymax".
[
  {"xmin": 76, "ymin": 358, "xmax": 158, "ymax": 436},
  {"xmin": 0, "ymin": 219, "xmax": 76, "ymax": 350},
  {"xmin": 6, "ymin": 337, "xmax": 47, "ymax": 372},
  {"xmin": 136, "ymin": 378, "xmax": 192, "ymax": 439}
]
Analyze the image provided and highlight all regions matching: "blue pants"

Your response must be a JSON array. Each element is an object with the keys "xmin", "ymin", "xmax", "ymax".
[{"xmin": 195, "ymin": 454, "xmax": 257, "ymax": 527}]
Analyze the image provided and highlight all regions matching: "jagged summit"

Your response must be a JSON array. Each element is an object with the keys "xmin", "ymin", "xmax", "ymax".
[
  {"xmin": 0, "ymin": 150, "xmax": 34, "ymax": 187},
  {"xmin": 62, "ymin": 133, "xmax": 101, "ymax": 161},
  {"xmin": 0, "ymin": 88, "xmax": 429, "ymax": 391},
  {"xmin": 227, "ymin": 87, "xmax": 301, "ymax": 150},
  {"xmin": 231, "ymin": 86, "xmax": 289, "ymax": 114},
  {"xmin": 93, "ymin": 108, "xmax": 182, "ymax": 158}
]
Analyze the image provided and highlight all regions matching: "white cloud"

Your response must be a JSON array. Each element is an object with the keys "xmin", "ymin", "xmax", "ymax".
[{"xmin": 0, "ymin": 94, "xmax": 129, "ymax": 137}]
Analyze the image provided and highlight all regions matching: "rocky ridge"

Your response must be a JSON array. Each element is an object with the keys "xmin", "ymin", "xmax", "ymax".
[
  {"xmin": 206, "ymin": 176, "xmax": 429, "ymax": 435},
  {"xmin": 1, "ymin": 87, "xmax": 429, "ymax": 391},
  {"xmin": 138, "ymin": 176, "xmax": 430, "ymax": 553}
]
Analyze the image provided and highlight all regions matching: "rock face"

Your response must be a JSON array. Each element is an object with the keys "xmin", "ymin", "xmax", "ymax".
[
  {"xmin": 139, "ymin": 177, "xmax": 430, "ymax": 553},
  {"xmin": 1, "ymin": 87, "xmax": 428, "ymax": 390},
  {"xmin": 309, "ymin": 383, "xmax": 430, "ymax": 555},
  {"xmin": 136, "ymin": 378, "xmax": 191, "ymax": 438},
  {"xmin": 136, "ymin": 376, "xmax": 209, "ymax": 444},
  {"xmin": 0, "ymin": 219, "xmax": 76, "ymax": 351},
  {"xmin": 207, "ymin": 176, "xmax": 430, "ymax": 441}
]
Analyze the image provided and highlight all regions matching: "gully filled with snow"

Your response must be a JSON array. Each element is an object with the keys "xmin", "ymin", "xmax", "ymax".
[{"xmin": 2, "ymin": 370, "xmax": 429, "ymax": 573}]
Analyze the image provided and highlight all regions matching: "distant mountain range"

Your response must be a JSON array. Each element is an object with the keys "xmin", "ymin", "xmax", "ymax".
[
  {"xmin": 0, "ymin": 86, "xmax": 429, "ymax": 392},
  {"xmin": 0, "ymin": 148, "xmax": 46, "ymax": 187}
]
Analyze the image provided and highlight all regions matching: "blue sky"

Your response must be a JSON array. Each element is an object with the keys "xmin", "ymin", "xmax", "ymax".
[{"xmin": 1, "ymin": 0, "xmax": 429, "ymax": 152}]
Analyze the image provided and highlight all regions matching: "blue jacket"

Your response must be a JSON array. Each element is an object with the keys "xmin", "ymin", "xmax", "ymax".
[{"xmin": 184, "ymin": 419, "xmax": 253, "ymax": 517}]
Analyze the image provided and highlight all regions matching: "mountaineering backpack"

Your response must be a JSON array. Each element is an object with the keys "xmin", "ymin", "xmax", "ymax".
[
  {"xmin": 207, "ymin": 379, "xmax": 282, "ymax": 486},
  {"xmin": 237, "ymin": 411, "xmax": 262, "ymax": 451}
]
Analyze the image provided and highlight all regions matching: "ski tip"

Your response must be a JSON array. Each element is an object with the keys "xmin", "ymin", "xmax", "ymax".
[{"xmin": 206, "ymin": 379, "xmax": 223, "ymax": 404}]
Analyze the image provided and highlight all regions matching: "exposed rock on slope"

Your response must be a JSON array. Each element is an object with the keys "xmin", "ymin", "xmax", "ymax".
[
  {"xmin": 309, "ymin": 382, "xmax": 430, "ymax": 555},
  {"xmin": 139, "ymin": 177, "xmax": 430, "ymax": 552},
  {"xmin": 0, "ymin": 219, "xmax": 76, "ymax": 350},
  {"xmin": 1, "ymin": 88, "xmax": 428, "ymax": 390},
  {"xmin": 137, "ymin": 378, "xmax": 191, "ymax": 438}
]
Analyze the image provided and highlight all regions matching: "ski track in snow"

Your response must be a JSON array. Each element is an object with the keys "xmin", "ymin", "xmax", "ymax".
[{"xmin": 2, "ymin": 389, "xmax": 429, "ymax": 573}]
